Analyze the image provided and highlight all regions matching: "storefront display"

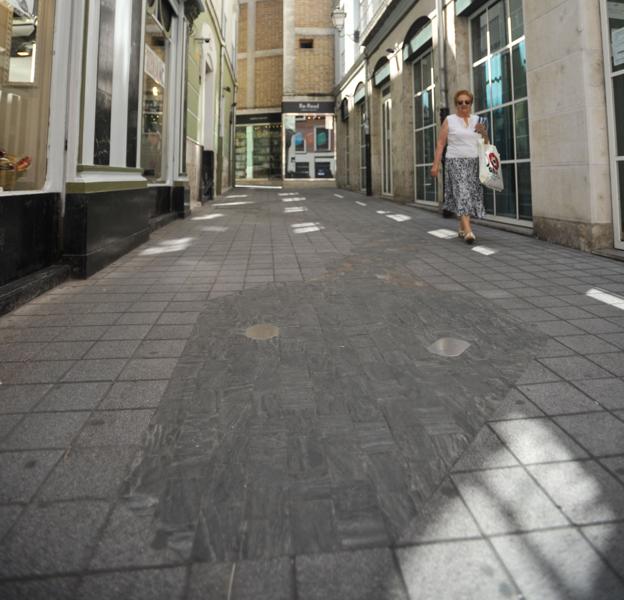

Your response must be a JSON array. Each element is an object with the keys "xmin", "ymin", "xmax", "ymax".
[
  {"xmin": 284, "ymin": 113, "xmax": 336, "ymax": 180},
  {"xmin": 235, "ymin": 120, "xmax": 282, "ymax": 180},
  {"xmin": 0, "ymin": 0, "xmax": 55, "ymax": 191}
]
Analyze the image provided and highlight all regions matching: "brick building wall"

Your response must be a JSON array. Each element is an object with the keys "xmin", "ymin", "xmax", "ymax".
[
  {"xmin": 255, "ymin": 56, "xmax": 283, "ymax": 107},
  {"xmin": 256, "ymin": 0, "xmax": 282, "ymax": 50},
  {"xmin": 294, "ymin": 0, "xmax": 333, "ymax": 28},
  {"xmin": 294, "ymin": 35, "xmax": 334, "ymax": 94}
]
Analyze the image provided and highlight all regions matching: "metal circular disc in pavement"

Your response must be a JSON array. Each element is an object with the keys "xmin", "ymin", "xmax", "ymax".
[
  {"xmin": 427, "ymin": 337, "xmax": 471, "ymax": 358},
  {"xmin": 245, "ymin": 324, "xmax": 280, "ymax": 340}
]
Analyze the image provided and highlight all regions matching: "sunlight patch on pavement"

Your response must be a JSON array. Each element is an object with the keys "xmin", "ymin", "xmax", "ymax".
[
  {"xmin": 282, "ymin": 197, "xmax": 306, "ymax": 203},
  {"xmin": 191, "ymin": 213, "xmax": 224, "ymax": 221},
  {"xmin": 278, "ymin": 192, "xmax": 298, "ymax": 196},
  {"xmin": 428, "ymin": 229, "xmax": 457, "ymax": 239},
  {"xmin": 291, "ymin": 222, "xmax": 324, "ymax": 234},
  {"xmin": 225, "ymin": 194, "xmax": 248, "ymax": 199},
  {"xmin": 334, "ymin": 193, "xmax": 344, "ymax": 198},
  {"xmin": 586, "ymin": 288, "xmax": 624, "ymax": 310},
  {"xmin": 355, "ymin": 201, "xmax": 367, "ymax": 206},
  {"xmin": 376, "ymin": 210, "xmax": 390, "ymax": 214},
  {"xmin": 201, "ymin": 226, "xmax": 229, "ymax": 232},
  {"xmin": 140, "ymin": 237, "xmax": 194, "ymax": 256},
  {"xmin": 386, "ymin": 213, "xmax": 411, "ymax": 222},
  {"xmin": 472, "ymin": 246, "xmax": 498, "ymax": 256},
  {"xmin": 284, "ymin": 206, "xmax": 308, "ymax": 213},
  {"xmin": 212, "ymin": 201, "xmax": 255, "ymax": 207}
]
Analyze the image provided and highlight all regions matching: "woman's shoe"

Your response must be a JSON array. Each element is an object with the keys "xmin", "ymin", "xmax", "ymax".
[
  {"xmin": 465, "ymin": 232, "xmax": 476, "ymax": 245},
  {"xmin": 458, "ymin": 229, "xmax": 465, "ymax": 238}
]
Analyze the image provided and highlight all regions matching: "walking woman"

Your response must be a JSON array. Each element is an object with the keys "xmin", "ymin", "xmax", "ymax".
[{"xmin": 431, "ymin": 90, "xmax": 489, "ymax": 244}]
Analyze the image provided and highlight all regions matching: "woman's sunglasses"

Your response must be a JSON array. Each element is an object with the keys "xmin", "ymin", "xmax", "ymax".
[{"xmin": 456, "ymin": 100, "xmax": 472, "ymax": 106}]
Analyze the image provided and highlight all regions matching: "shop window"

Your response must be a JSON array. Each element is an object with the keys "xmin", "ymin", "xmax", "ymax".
[
  {"xmin": 0, "ymin": 0, "xmax": 55, "ymax": 192},
  {"xmin": 413, "ymin": 50, "xmax": 436, "ymax": 203},
  {"xmin": 234, "ymin": 122, "xmax": 282, "ymax": 180},
  {"xmin": 471, "ymin": 0, "xmax": 530, "ymax": 221},
  {"xmin": 285, "ymin": 114, "xmax": 336, "ymax": 179},
  {"xmin": 141, "ymin": 11, "xmax": 169, "ymax": 181}
]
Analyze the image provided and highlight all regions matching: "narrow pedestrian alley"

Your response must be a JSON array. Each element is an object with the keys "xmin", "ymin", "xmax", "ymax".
[{"xmin": 1, "ymin": 188, "xmax": 624, "ymax": 599}]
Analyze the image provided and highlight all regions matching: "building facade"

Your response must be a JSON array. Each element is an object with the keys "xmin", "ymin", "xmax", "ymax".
[
  {"xmin": 234, "ymin": 0, "xmax": 337, "ymax": 185},
  {"xmin": 335, "ymin": 0, "xmax": 624, "ymax": 253},
  {"xmin": 0, "ymin": 0, "xmax": 239, "ymax": 308},
  {"xmin": 185, "ymin": 0, "xmax": 239, "ymax": 204}
]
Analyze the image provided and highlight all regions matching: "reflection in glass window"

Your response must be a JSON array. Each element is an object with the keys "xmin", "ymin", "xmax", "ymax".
[
  {"xmin": 0, "ymin": 0, "xmax": 55, "ymax": 191},
  {"xmin": 285, "ymin": 115, "xmax": 335, "ymax": 179},
  {"xmin": 471, "ymin": 0, "xmax": 530, "ymax": 221},
  {"xmin": 412, "ymin": 50, "xmax": 436, "ymax": 202}
]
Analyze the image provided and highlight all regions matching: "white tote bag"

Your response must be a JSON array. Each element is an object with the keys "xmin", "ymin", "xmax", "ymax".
[{"xmin": 477, "ymin": 138, "xmax": 504, "ymax": 192}]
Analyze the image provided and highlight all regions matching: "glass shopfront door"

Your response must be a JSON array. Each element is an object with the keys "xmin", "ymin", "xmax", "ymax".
[{"xmin": 603, "ymin": 0, "xmax": 624, "ymax": 248}]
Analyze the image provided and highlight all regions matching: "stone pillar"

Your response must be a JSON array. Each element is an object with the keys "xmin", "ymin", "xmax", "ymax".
[{"xmin": 526, "ymin": 0, "xmax": 613, "ymax": 250}]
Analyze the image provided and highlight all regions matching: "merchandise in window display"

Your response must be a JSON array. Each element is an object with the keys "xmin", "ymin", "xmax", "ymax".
[{"xmin": 0, "ymin": 147, "xmax": 31, "ymax": 191}]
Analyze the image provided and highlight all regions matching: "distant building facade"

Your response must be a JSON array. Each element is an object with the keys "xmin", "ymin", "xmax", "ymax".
[
  {"xmin": 335, "ymin": 0, "xmax": 624, "ymax": 253},
  {"xmin": 235, "ymin": 0, "xmax": 337, "ymax": 185}
]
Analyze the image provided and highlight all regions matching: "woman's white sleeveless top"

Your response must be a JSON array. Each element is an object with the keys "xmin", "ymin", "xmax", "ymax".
[{"xmin": 446, "ymin": 114, "xmax": 480, "ymax": 159}]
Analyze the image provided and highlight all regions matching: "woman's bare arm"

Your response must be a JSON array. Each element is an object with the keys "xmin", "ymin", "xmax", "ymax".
[{"xmin": 430, "ymin": 118, "xmax": 449, "ymax": 178}]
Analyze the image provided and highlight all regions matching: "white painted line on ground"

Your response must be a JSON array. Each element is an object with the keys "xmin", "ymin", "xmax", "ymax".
[
  {"xmin": 355, "ymin": 201, "xmax": 367, "ymax": 206},
  {"xmin": 428, "ymin": 229, "xmax": 457, "ymax": 239},
  {"xmin": 334, "ymin": 193, "xmax": 344, "ymax": 198}
]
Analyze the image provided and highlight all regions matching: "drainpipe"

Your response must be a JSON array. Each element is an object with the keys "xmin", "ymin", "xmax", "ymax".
[
  {"xmin": 364, "ymin": 55, "xmax": 372, "ymax": 196},
  {"xmin": 436, "ymin": 0, "xmax": 448, "ymax": 117}
]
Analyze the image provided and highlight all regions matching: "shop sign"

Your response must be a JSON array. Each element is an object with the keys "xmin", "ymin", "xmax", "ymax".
[
  {"xmin": 613, "ymin": 27, "xmax": 624, "ymax": 66},
  {"xmin": 282, "ymin": 101, "xmax": 335, "ymax": 114},
  {"xmin": 144, "ymin": 44, "xmax": 166, "ymax": 87}
]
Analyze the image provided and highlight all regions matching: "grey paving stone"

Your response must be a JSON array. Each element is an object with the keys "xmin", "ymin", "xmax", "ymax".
[
  {"xmin": 452, "ymin": 467, "xmax": 566, "ymax": 535},
  {"xmin": 134, "ymin": 340, "xmax": 188, "ymax": 358},
  {"xmin": 587, "ymin": 352, "xmax": 624, "ymax": 377},
  {"xmin": 116, "ymin": 312, "xmax": 162, "ymax": 325},
  {"xmin": 555, "ymin": 413, "xmax": 624, "ymax": 456},
  {"xmin": 539, "ymin": 356, "xmax": 613, "ymax": 380},
  {"xmin": 573, "ymin": 378, "xmax": 624, "ymax": 409},
  {"xmin": 53, "ymin": 325, "xmax": 108, "ymax": 341},
  {"xmin": 62, "ymin": 359, "xmax": 128, "ymax": 382},
  {"xmin": 0, "ymin": 341, "xmax": 41, "ymax": 361},
  {"xmin": 0, "ymin": 412, "xmax": 90, "ymax": 450},
  {"xmin": 90, "ymin": 501, "xmax": 191, "ymax": 569},
  {"xmin": 147, "ymin": 325, "xmax": 195, "ymax": 339},
  {"xmin": 528, "ymin": 460, "xmax": 624, "ymax": 524},
  {"xmin": 297, "ymin": 548, "xmax": 408, "ymax": 600},
  {"xmin": 535, "ymin": 338, "xmax": 576, "ymax": 358},
  {"xmin": 0, "ymin": 413, "xmax": 21, "ymax": 442},
  {"xmin": 399, "ymin": 478, "xmax": 480, "ymax": 543},
  {"xmin": 0, "ymin": 384, "xmax": 51, "ymax": 413},
  {"xmin": 555, "ymin": 334, "xmax": 620, "ymax": 355},
  {"xmin": 101, "ymin": 325, "xmax": 152, "ymax": 340},
  {"xmin": 452, "ymin": 426, "xmax": 518, "ymax": 471},
  {"xmin": 492, "ymin": 528, "xmax": 624, "ymax": 600},
  {"xmin": 600, "ymin": 455, "xmax": 624, "ymax": 483},
  {"xmin": 85, "ymin": 339, "xmax": 141, "ymax": 359},
  {"xmin": 34, "ymin": 341, "xmax": 94, "ymax": 361},
  {"xmin": 517, "ymin": 381, "xmax": 601, "ymax": 415},
  {"xmin": 39, "ymin": 446, "xmax": 137, "ymax": 500},
  {"xmin": 76, "ymin": 567, "xmax": 187, "ymax": 600},
  {"xmin": 397, "ymin": 539, "xmax": 517, "ymax": 600},
  {"xmin": 99, "ymin": 380, "xmax": 169, "ymax": 409},
  {"xmin": 491, "ymin": 418, "xmax": 588, "ymax": 463},
  {"xmin": 74, "ymin": 409, "xmax": 154, "ymax": 446},
  {"xmin": 0, "ymin": 504, "xmax": 22, "ymax": 541},
  {"xmin": 34, "ymin": 382, "xmax": 111, "ymax": 411},
  {"xmin": 536, "ymin": 320, "xmax": 586, "ymax": 336},
  {"xmin": 0, "ymin": 360, "xmax": 74, "ymax": 384},
  {"xmin": 489, "ymin": 388, "xmax": 545, "ymax": 420},
  {"xmin": 157, "ymin": 312, "xmax": 201, "ymax": 325},
  {"xmin": 0, "ymin": 578, "xmax": 80, "ymax": 600},
  {"xmin": 547, "ymin": 306, "xmax": 596, "ymax": 320},
  {"xmin": 569, "ymin": 318, "xmax": 623, "ymax": 334},
  {"xmin": 0, "ymin": 450, "xmax": 62, "ymax": 502},
  {"xmin": 582, "ymin": 523, "xmax": 624, "ymax": 579},
  {"xmin": 189, "ymin": 558, "xmax": 292, "ymax": 600},
  {"xmin": 119, "ymin": 358, "xmax": 178, "ymax": 380},
  {"xmin": 516, "ymin": 360, "xmax": 560, "ymax": 384},
  {"xmin": 0, "ymin": 500, "xmax": 110, "ymax": 576}
]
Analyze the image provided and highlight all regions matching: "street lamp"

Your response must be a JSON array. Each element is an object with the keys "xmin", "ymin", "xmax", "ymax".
[{"xmin": 330, "ymin": 5, "xmax": 347, "ymax": 32}]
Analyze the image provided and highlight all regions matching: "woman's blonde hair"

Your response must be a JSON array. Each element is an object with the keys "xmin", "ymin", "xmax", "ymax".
[{"xmin": 454, "ymin": 89, "xmax": 474, "ymax": 105}]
